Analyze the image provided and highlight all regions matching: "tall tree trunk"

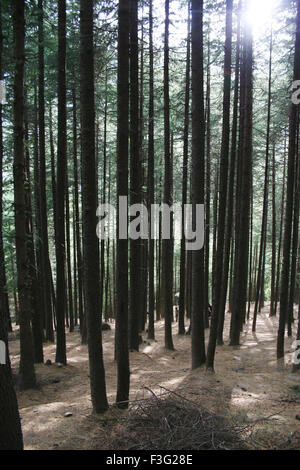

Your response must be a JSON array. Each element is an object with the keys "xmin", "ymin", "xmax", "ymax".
[
  {"xmin": 217, "ymin": 5, "xmax": 240, "ymax": 344},
  {"xmin": 206, "ymin": 0, "xmax": 232, "ymax": 370},
  {"xmin": 203, "ymin": 29, "xmax": 211, "ymax": 331},
  {"xmin": 55, "ymin": 0, "xmax": 67, "ymax": 365},
  {"xmin": 72, "ymin": 87, "xmax": 85, "ymax": 343},
  {"xmin": 277, "ymin": 0, "xmax": 300, "ymax": 359},
  {"xmin": 252, "ymin": 30, "xmax": 272, "ymax": 331},
  {"xmin": 80, "ymin": 0, "xmax": 108, "ymax": 413},
  {"xmin": 65, "ymin": 171, "xmax": 74, "ymax": 333},
  {"xmin": 147, "ymin": 0, "xmax": 155, "ymax": 340},
  {"xmin": 274, "ymin": 147, "xmax": 287, "ymax": 316},
  {"xmin": 270, "ymin": 146, "xmax": 277, "ymax": 316},
  {"xmin": 178, "ymin": 1, "xmax": 190, "ymax": 336},
  {"xmin": 24, "ymin": 92, "xmax": 43, "ymax": 363},
  {"xmin": 13, "ymin": 0, "xmax": 36, "ymax": 389},
  {"xmin": 191, "ymin": 0, "xmax": 206, "ymax": 367},
  {"xmin": 100, "ymin": 71, "xmax": 108, "ymax": 327},
  {"xmin": 0, "ymin": 0, "xmax": 11, "ymax": 334},
  {"xmin": 230, "ymin": 14, "xmax": 253, "ymax": 346},
  {"xmin": 38, "ymin": 0, "xmax": 53, "ymax": 343},
  {"xmin": 115, "ymin": 0, "xmax": 130, "ymax": 408},
  {"xmin": 0, "ymin": 271, "xmax": 23, "ymax": 449},
  {"xmin": 129, "ymin": 0, "xmax": 141, "ymax": 351},
  {"xmin": 287, "ymin": 122, "xmax": 300, "ymax": 336},
  {"xmin": 162, "ymin": 0, "xmax": 174, "ymax": 351}
]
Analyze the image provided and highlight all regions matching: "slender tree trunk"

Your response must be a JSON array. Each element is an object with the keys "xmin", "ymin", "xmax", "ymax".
[
  {"xmin": 270, "ymin": 146, "xmax": 277, "ymax": 316},
  {"xmin": 178, "ymin": 1, "xmax": 190, "ymax": 336},
  {"xmin": 65, "ymin": 171, "xmax": 74, "ymax": 333},
  {"xmin": 115, "ymin": 0, "xmax": 130, "ymax": 408},
  {"xmin": 129, "ymin": 0, "xmax": 141, "ymax": 351},
  {"xmin": 38, "ymin": 0, "xmax": 53, "ymax": 343},
  {"xmin": 0, "ymin": 265, "xmax": 23, "ymax": 449},
  {"xmin": 230, "ymin": 15, "xmax": 253, "ymax": 346},
  {"xmin": 162, "ymin": 0, "xmax": 174, "ymax": 351},
  {"xmin": 277, "ymin": 0, "xmax": 300, "ymax": 359},
  {"xmin": 275, "ymin": 147, "xmax": 287, "ymax": 316},
  {"xmin": 72, "ymin": 87, "xmax": 85, "ymax": 343},
  {"xmin": 252, "ymin": 31, "xmax": 272, "ymax": 331},
  {"xmin": 13, "ymin": 0, "xmax": 36, "ymax": 389},
  {"xmin": 203, "ymin": 30, "xmax": 211, "ymax": 331},
  {"xmin": 0, "ymin": 1, "xmax": 11, "ymax": 334},
  {"xmin": 191, "ymin": 0, "xmax": 206, "ymax": 367},
  {"xmin": 100, "ymin": 71, "xmax": 108, "ymax": 326},
  {"xmin": 80, "ymin": 0, "xmax": 108, "ymax": 413},
  {"xmin": 55, "ymin": 0, "xmax": 67, "ymax": 365},
  {"xmin": 287, "ymin": 123, "xmax": 300, "ymax": 336},
  {"xmin": 217, "ymin": 6, "xmax": 240, "ymax": 343},
  {"xmin": 147, "ymin": 0, "xmax": 155, "ymax": 340},
  {"xmin": 207, "ymin": 0, "xmax": 232, "ymax": 370},
  {"xmin": 24, "ymin": 92, "xmax": 43, "ymax": 363}
]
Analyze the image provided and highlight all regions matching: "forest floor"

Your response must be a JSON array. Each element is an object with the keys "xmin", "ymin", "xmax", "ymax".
[{"xmin": 9, "ymin": 303, "xmax": 300, "ymax": 450}]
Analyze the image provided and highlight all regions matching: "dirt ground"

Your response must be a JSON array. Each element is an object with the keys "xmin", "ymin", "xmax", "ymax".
[{"xmin": 9, "ymin": 303, "xmax": 300, "ymax": 450}]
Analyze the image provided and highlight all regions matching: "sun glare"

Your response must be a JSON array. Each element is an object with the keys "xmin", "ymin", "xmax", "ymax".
[{"xmin": 245, "ymin": 0, "xmax": 274, "ymax": 33}]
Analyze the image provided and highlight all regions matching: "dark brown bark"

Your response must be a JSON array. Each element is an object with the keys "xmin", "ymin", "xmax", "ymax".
[
  {"xmin": 147, "ymin": 0, "xmax": 155, "ymax": 340},
  {"xmin": 0, "ymin": 0, "xmax": 11, "ymax": 334},
  {"xmin": 203, "ymin": 30, "xmax": 210, "ymax": 331},
  {"xmin": 13, "ymin": 0, "xmax": 36, "ymax": 389},
  {"xmin": 270, "ymin": 146, "xmax": 277, "ymax": 316},
  {"xmin": 252, "ymin": 30, "xmax": 272, "ymax": 331},
  {"xmin": 55, "ymin": 0, "xmax": 67, "ymax": 365},
  {"xmin": 287, "ymin": 121, "xmax": 300, "ymax": 336},
  {"xmin": 115, "ymin": 0, "xmax": 130, "ymax": 408},
  {"xmin": 24, "ymin": 92, "xmax": 43, "ymax": 363},
  {"xmin": 65, "ymin": 171, "xmax": 74, "ymax": 333},
  {"xmin": 217, "ymin": 6, "xmax": 240, "ymax": 343},
  {"xmin": 129, "ymin": 0, "xmax": 141, "ymax": 351},
  {"xmin": 80, "ymin": 0, "xmax": 108, "ymax": 413},
  {"xmin": 0, "ymin": 286, "xmax": 23, "ymax": 449},
  {"xmin": 277, "ymin": 0, "xmax": 300, "ymax": 359},
  {"xmin": 162, "ymin": 0, "xmax": 174, "ymax": 351},
  {"xmin": 178, "ymin": 1, "xmax": 190, "ymax": 336},
  {"xmin": 38, "ymin": 0, "xmax": 53, "ymax": 343},
  {"xmin": 72, "ymin": 87, "xmax": 85, "ymax": 343},
  {"xmin": 206, "ymin": 0, "xmax": 232, "ymax": 370},
  {"xmin": 230, "ymin": 16, "xmax": 253, "ymax": 346},
  {"xmin": 191, "ymin": 0, "xmax": 206, "ymax": 367}
]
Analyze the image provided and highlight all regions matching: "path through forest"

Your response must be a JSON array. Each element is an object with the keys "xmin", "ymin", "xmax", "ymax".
[{"xmin": 9, "ymin": 304, "xmax": 300, "ymax": 450}]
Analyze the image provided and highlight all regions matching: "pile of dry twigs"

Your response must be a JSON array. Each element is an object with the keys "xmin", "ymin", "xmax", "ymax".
[{"xmin": 109, "ymin": 388, "xmax": 248, "ymax": 450}]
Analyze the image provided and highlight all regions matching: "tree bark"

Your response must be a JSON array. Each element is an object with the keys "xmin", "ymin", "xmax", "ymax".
[
  {"xmin": 13, "ymin": 0, "xmax": 36, "ymax": 389},
  {"xmin": 115, "ymin": 0, "xmax": 130, "ymax": 408},
  {"xmin": 191, "ymin": 0, "xmax": 206, "ymax": 367},
  {"xmin": 80, "ymin": 0, "xmax": 109, "ymax": 413},
  {"xmin": 55, "ymin": 0, "xmax": 67, "ymax": 365}
]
